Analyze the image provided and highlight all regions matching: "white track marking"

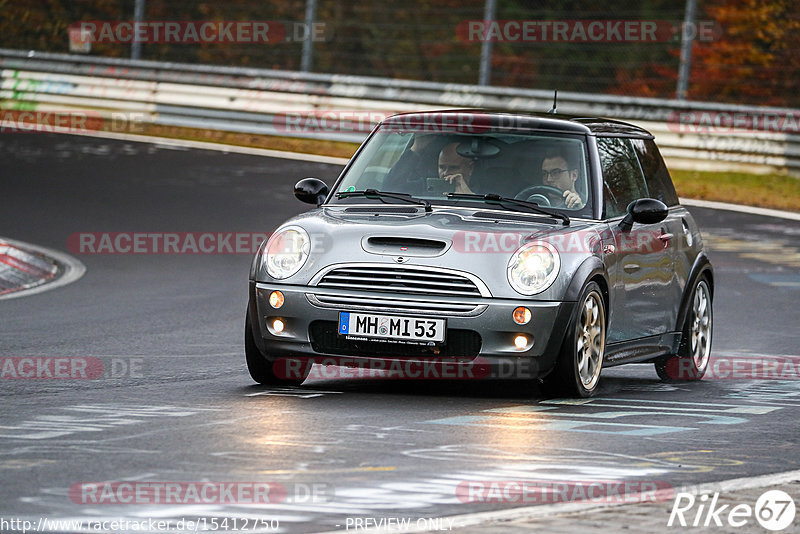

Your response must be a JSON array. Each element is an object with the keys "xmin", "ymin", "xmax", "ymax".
[
  {"xmin": 681, "ymin": 198, "xmax": 800, "ymax": 221},
  {"xmin": 312, "ymin": 469, "xmax": 800, "ymax": 534},
  {"xmin": 9, "ymin": 125, "xmax": 351, "ymax": 165}
]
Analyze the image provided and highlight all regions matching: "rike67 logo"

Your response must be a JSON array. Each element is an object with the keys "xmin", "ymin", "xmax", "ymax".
[{"xmin": 669, "ymin": 490, "xmax": 796, "ymax": 531}]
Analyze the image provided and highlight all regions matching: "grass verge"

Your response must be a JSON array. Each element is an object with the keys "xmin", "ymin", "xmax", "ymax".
[
  {"xmin": 136, "ymin": 124, "xmax": 360, "ymax": 160},
  {"xmin": 671, "ymin": 169, "xmax": 800, "ymax": 212}
]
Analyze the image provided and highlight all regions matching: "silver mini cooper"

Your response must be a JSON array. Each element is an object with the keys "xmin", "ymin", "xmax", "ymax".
[{"xmin": 246, "ymin": 111, "xmax": 713, "ymax": 397}]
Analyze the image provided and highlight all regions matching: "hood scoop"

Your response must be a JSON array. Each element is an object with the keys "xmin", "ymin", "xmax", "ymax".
[{"xmin": 361, "ymin": 236, "xmax": 449, "ymax": 257}]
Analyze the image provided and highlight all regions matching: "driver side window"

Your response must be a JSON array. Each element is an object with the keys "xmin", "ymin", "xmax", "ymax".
[{"xmin": 597, "ymin": 137, "xmax": 648, "ymax": 218}]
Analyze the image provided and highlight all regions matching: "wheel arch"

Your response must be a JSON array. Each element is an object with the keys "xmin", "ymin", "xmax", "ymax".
[
  {"xmin": 589, "ymin": 273, "xmax": 610, "ymax": 315},
  {"xmin": 675, "ymin": 252, "xmax": 714, "ymax": 332},
  {"xmin": 542, "ymin": 264, "xmax": 608, "ymax": 397},
  {"xmin": 247, "ymin": 281, "xmax": 268, "ymax": 355},
  {"xmin": 540, "ymin": 256, "xmax": 608, "ymax": 371},
  {"xmin": 562, "ymin": 255, "xmax": 609, "ymax": 304}
]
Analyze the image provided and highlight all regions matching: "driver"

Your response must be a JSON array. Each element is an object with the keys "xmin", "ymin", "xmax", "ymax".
[
  {"xmin": 439, "ymin": 142, "xmax": 476, "ymax": 194},
  {"xmin": 540, "ymin": 148, "xmax": 584, "ymax": 209},
  {"xmin": 382, "ymin": 133, "xmax": 442, "ymax": 193}
]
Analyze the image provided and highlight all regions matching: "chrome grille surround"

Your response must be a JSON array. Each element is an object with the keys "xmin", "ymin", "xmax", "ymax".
[{"xmin": 306, "ymin": 263, "xmax": 491, "ymax": 316}]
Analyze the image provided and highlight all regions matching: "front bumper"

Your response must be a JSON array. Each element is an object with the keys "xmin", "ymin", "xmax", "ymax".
[{"xmin": 248, "ymin": 281, "xmax": 575, "ymax": 378}]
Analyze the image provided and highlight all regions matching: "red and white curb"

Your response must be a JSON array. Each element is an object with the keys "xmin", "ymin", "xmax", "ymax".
[{"xmin": 0, "ymin": 238, "xmax": 85, "ymax": 300}]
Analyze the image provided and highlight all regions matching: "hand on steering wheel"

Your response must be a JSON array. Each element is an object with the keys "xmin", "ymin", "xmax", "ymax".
[{"xmin": 514, "ymin": 185, "xmax": 566, "ymax": 207}]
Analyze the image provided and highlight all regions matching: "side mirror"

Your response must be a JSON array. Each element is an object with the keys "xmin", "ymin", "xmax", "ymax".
[
  {"xmin": 294, "ymin": 178, "xmax": 329, "ymax": 206},
  {"xmin": 620, "ymin": 198, "xmax": 668, "ymax": 231}
]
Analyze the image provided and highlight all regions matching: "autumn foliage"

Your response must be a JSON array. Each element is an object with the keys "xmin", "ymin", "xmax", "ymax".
[{"xmin": 0, "ymin": 0, "xmax": 798, "ymax": 107}]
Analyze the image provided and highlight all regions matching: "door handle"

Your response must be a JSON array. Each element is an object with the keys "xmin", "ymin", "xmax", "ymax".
[
  {"xmin": 658, "ymin": 233, "xmax": 673, "ymax": 247},
  {"xmin": 623, "ymin": 263, "xmax": 640, "ymax": 273}
]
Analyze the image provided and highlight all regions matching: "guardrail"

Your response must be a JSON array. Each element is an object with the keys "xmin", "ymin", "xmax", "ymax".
[{"xmin": 2, "ymin": 48, "xmax": 799, "ymax": 176}]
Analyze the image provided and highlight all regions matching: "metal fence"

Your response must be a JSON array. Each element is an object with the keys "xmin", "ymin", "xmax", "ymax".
[
  {"xmin": 1, "ymin": 48, "xmax": 799, "ymax": 176},
  {"xmin": 2, "ymin": 1, "xmax": 799, "ymax": 108}
]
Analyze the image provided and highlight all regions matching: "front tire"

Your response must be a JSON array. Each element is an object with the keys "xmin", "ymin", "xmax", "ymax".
[
  {"xmin": 655, "ymin": 277, "xmax": 712, "ymax": 381},
  {"xmin": 245, "ymin": 313, "xmax": 308, "ymax": 386},
  {"xmin": 544, "ymin": 281, "xmax": 606, "ymax": 397}
]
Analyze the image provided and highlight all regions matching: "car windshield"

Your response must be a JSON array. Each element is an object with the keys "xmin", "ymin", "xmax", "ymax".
[{"xmin": 330, "ymin": 125, "xmax": 592, "ymax": 215}]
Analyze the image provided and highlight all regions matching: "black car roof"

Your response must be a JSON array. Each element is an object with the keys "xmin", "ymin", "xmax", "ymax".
[
  {"xmin": 571, "ymin": 117, "xmax": 654, "ymax": 138},
  {"xmin": 382, "ymin": 110, "xmax": 653, "ymax": 138}
]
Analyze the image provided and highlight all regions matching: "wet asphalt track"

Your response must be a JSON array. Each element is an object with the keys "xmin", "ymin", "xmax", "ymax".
[{"xmin": 1, "ymin": 133, "xmax": 799, "ymax": 533}]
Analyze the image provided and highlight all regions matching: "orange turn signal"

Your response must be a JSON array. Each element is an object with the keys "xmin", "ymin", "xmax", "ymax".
[
  {"xmin": 512, "ymin": 307, "xmax": 532, "ymax": 325},
  {"xmin": 269, "ymin": 291, "xmax": 285, "ymax": 308}
]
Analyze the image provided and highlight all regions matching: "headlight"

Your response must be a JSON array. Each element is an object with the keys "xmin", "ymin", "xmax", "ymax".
[
  {"xmin": 264, "ymin": 226, "xmax": 310, "ymax": 279},
  {"xmin": 507, "ymin": 241, "xmax": 560, "ymax": 295}
]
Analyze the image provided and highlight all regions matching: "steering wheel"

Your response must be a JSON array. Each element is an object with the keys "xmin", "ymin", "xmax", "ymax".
[{"xmin": 514, "ymin": 185, "xmax": 565, "ymax": 206}]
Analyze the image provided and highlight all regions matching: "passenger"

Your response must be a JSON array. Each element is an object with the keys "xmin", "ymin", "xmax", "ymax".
[
  {"xmin": 438, "ymin": 142, "xmax": 476, "ymax": 194},
  {"xmin": 540, "ymin": 147, "xmax": 584, "ymax": 208}
]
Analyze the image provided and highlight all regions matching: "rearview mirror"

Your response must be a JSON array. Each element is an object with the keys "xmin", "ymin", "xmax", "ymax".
[
  {"xmin": 294, "ymin": 178, "xmax": 329, "ymax": 206},
  {"xmin": 620, "ymin": 198, "xmax": 668, "ymax": 231}
]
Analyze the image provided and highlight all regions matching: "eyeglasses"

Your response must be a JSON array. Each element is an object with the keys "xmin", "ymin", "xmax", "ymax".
[{"xmin": 542, "ymin": 168, "xmax": 571, "ymax": 179}]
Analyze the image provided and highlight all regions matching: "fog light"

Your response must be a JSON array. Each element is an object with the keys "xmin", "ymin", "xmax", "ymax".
[
  {"xmin": 272, "ymin": 319, "xmax": 285, "ymax": 333},
  {"xmin": 512, "ymin": 307, "xmax": 532, "ymax": 325},
  {"xmin": 269, "ymin": 291, "xmax": 284, "ymax": 308},
  {"xmin": 514, "ymin": 334, "xmax": 528, "ymax": 349}
]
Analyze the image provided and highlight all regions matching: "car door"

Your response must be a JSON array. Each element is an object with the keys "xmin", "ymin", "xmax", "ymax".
[
  {"xmin": 630, "ymin": 138, "xmax": 687, "ymax": 330},
  {"xmin": 597, "ymin": 136, "xmax": 673, "ymax": 343}
]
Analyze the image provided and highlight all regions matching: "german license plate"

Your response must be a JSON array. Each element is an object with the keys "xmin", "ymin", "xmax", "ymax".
[{"xmin": 338, "ymin": 312, "xmax": 446, "ymax": 343}]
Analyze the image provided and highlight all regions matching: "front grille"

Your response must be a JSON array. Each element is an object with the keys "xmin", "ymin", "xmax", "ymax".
[
  {"xmin": 314, "ymin": 265, "xmax": 485, "ymax": 298},
  {"xmin": 306, "ymin": 293, "xmax": 485, "ymax": 316},
  {"xmin": 309, "ymin": 321, "xmax": 482, "ymax": 359}
]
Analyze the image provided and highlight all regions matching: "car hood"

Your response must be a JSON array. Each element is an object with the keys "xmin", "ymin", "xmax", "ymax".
[{"xmin": 254, "ymin": 205, "xmax": 605, "ymax": 300}]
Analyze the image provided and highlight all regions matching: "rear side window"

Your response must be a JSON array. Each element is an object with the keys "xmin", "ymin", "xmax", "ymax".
[
  {"xmin": 597, "ymin": 137, "xmax": 648, "ymax": 218},
  {"xmin": 631, "ymin": 138, "xmax": 679, "ymax": 207}
]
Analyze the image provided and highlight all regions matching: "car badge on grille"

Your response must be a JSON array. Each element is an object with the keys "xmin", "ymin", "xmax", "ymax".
[{"xmin": 393, "ymin": 256, "xmax": 409, "ymax": 264}]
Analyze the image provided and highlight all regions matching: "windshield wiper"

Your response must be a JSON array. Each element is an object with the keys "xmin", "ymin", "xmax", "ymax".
[
  {"xmin": 445, "ymin": 193, "xmax": 570, "ymax": 225},
  {"xmin": 336, "ymin": 189, "xmax": 432, "ymax": 213}
]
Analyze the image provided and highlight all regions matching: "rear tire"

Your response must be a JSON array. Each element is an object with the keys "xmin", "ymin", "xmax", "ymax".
[
  {"xmin": 245, "ymin": 313, "xmax": 308, "ymax": 386},
  {"xmin": 544, "ymin": 281, "xmax": 606, "ymax": 398},
  {"xmin": 655, "ymin": 278, "xmax": 712, "ymax": 381}
]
